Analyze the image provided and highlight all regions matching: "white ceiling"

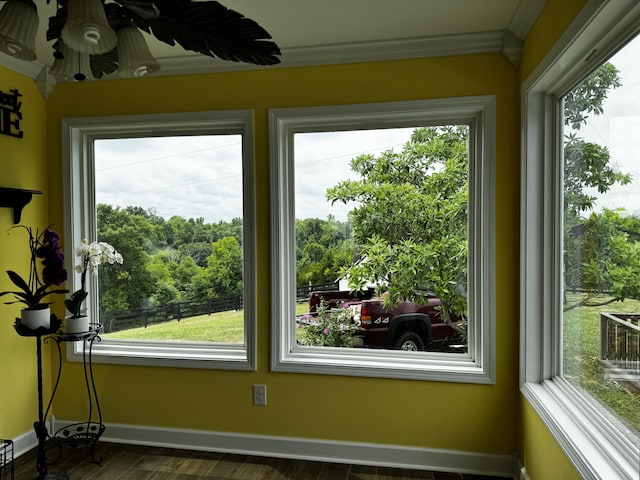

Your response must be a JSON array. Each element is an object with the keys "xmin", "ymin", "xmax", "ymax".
[{"xmin": 2, "ymin": 0, "xmax": 547, "ymax": 81}]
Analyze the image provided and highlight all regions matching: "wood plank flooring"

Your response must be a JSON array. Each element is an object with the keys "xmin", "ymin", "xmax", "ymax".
[{"xmin": 11, "ymin": 442, "xmax": 508, "ymax": 480}]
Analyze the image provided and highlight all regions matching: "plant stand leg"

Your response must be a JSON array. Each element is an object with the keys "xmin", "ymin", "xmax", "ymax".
[{"xmin": 34, "ymin": 336, "xmax": 69, "ymax": 480}]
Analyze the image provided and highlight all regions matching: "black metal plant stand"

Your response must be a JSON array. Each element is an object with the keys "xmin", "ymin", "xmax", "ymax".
[{"xmin": 14, "ymin": 317, "xmax": 104, "ymax": 480}]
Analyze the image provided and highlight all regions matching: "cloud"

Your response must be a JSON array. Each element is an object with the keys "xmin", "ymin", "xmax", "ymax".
[{"xmin": 95, "ymin": 135, "xmax": 243, "ymax": 223}]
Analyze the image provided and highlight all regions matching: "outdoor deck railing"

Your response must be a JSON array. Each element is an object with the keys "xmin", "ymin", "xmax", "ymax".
[{"xmin": 600, "ymin": 313, "xmax": 640, "ymax": 384}]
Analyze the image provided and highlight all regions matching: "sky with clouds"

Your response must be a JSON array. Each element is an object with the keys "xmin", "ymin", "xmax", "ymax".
[{"xmin": 95, "ymin": 135, "xmax": 244, "ymax": 223}]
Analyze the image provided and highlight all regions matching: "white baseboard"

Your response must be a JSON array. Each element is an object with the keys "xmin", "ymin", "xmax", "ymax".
[
  {"xmin": 50, "ymin": 419, "xmax": 512, "ymax": 477},
  {"xmin": 519, "ymin": 467, "xmax": 531, "ymax": 480},
  {"xmin": 512, "ymin": 452, "xmax": 531, "ymax": 480},
  {"xmin": 6, "ymin": 428, "xmax": 38, "ymax": 459}
]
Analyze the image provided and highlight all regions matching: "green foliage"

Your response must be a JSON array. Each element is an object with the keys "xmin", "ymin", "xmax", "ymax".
[
  {"xmin": 327, "ymin": 126, "xmax": 469, "ymax": 325},
  {"xmin": 563, "ymin": 135, "xmax": 631, "ymax": 216},
  {"xmin": 295, "ymin": 216, "xmax": 354, "ymax": 285},
  {"xmin": 563, "ymin": 62, "xmax": 621, "ymax": 130},
  {"xmin": 192, "ymin": 236, "xmax": 243, "ymax": 298},
  {"xmin": 97, "ymin": 204, "xmax": 245, "ymax": 313},
  {"xmin": 299, "ymin": 301, "xmax": 360, "ymax": 347},
  {"xmin": 562, "ymin": 63, "xmax": 640, "ymax": 307},
  {"xmin": 98, "ymin": 222, "xmax": 154, "ymax": 311},
  {"xmin": 565, "ymin": 210, "xmax": 640, "ymax": 304}
]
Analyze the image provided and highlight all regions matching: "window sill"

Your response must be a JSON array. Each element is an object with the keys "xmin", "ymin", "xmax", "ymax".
[
  {"xmin": 67, "ymin": 339, "xmax": 255, "ymax": 370},
  {"xmin": 521, "ymin": 380, "xmax": 639, "ymax": 480},
  {"xmin": 273, "ymin": 346, "xmax": 494, "ymax": 384}
]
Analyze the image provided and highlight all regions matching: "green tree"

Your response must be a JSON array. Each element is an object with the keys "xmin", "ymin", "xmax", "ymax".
[
  {"xmin": 179, "ymin": 242, "xmax": 213, "ymax": 267},
  {"xmin": 562, "ymin": 63, "xmax": 638, "ymax": 307},
  {"xmin": 191, "ymin": 237, "xmax": 243, "ymax": 299},
  {"xmin": 148, "ymin": 250, "xmax": 181, "ymax": 305},
  {"xmin": 295, "ymin": 217, "xmax": 353, "ymax": 286},
  {"xmin": 327, "ymin": 126, "xmax": 469, "ymax": 331},
  {"xmin": 97, "ymin": 204, "xmax": 155, "ymax": 310}
]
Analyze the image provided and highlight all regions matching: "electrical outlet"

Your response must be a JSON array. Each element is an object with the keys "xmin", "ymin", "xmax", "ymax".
[{"xmin": 253, "ymin": 384, "xmax": 267, "ymax": 406}]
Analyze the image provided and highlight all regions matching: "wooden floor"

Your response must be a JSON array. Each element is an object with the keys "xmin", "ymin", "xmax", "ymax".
[{"xmin": 11, "ymin": 442, "xmax": 508, "ymax": 480}]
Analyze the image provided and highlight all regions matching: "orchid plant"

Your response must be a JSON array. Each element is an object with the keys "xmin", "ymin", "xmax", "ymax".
[
  {"xmin": 65, "ymin": 240, "xmax": 123, "ymax": 318},
  {"xmin": 0, "ymin": 226, "xmax": 68, "ymax": 309}
]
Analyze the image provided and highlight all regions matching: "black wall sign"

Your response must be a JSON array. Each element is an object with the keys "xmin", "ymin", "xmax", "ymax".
[{"xmin": 0, "ymin": 88, "xmax": 23, "ymax": 139}]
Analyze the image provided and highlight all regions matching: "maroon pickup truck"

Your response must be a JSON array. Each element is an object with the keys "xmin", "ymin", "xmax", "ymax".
[{"xmin": 308, "ymin": 290, "xmax": 465, "ymax": 351}]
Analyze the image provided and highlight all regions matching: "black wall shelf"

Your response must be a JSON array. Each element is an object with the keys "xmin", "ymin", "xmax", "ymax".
[{"xmin": 0, "ymin": 187, "xmax": 42, "ymax": 223}]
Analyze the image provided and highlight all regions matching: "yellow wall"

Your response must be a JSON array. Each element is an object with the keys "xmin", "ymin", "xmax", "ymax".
[
  {"xmin": 520, "ymin": 399, "xmax": 581, "ymax": 480},
  {"xmin": 0, "ymin": 66, "xmax": 52, "ymax": 439},
  {"xmin": 518, "ymin": 1, "xmax": 586, "ymax": 479},
  {"xmin": 44, "ymin": 53, "xmax": 521, "ymax": 455},
  {"xmin": 520, "ymin": 0, "xmax": 587, "ymax": 83}
]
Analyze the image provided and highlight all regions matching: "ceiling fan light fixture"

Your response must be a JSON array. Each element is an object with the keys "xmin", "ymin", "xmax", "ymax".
[
  {"xmin": 62, "ymin": 0, "xmax": 117, "ymax": 55},
  {"xmin": 0, "ymin": 0, "xmax": 38, "ymax": 61},
  {"xmin": 116, "ymin": 26, "xmax": 160, "ymax": 78},
  {"xmin": 49, "ymin": 40, "xmax": 93, "ymax": 82}
]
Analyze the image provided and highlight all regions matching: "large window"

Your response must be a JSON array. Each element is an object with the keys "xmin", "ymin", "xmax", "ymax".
[
  {"xmin": 270, "ymin": 97, "xmax": 496, "ymax": 383},
  {"xmin": 521, "ymin": 1, "xmax": 640, "ymax": 478},
  {"xmin": 62, "ymin": 111, "xmax": 255, "ymax": 369}
]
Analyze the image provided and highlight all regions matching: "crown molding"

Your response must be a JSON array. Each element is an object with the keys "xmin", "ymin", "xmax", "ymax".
[
  {"xmin": 1, "ymin": 30, "xmax": 505, "ymax": 84},
  {"xmin": 508, "ymin": 0, "xmax": 547, "ymax": 40},
  {"xmin": 156, "ymin": 31, "xmax": 505, "ymax": 77}
]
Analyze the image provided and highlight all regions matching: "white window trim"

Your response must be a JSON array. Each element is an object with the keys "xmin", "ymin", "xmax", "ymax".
[
  {"xmin": 521, "ymin": 1, "xmax": 640, "ymax": 478},
  {"xmin": 269, "ymin": 97, "xmax": 496, "ymax": 383},
  {"xmin": 62, "ymin": 110, "xmax": 256, "ymax": 370}
]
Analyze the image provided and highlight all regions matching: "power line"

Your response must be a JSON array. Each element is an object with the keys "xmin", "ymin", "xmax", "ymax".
[
  {"xmin": 95, "ymin": 142, "xmax": 241, "ymax": 172},
  {"xmin": 97, "ymin": 173, "xmax": 241, "ymax": 200},
  {"xmin": 295, "ymin": 142, "xmax": 405, "ymax": 168}
]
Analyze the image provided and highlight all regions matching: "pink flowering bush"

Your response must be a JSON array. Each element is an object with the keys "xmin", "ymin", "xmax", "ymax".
[{"xmin": 300, "ymin": 300, "xmax": 360, "ymax": 347}]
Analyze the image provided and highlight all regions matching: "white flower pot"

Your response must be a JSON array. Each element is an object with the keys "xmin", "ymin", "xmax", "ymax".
[
  {"xmin": 65, "ymin": 316, "xmax": 90, "ymax": 334},
  {"xmin": 21, "ymin": 307, "xmax": 51, "ymax": 331}
]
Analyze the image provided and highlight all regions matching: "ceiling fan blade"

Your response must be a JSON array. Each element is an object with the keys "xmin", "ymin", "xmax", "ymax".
[
  {"xmin": 46, "ymin": 0, "xmax": 281, "ymax": 78},
  {"xmin": 120, "ymin": 0, "xmax": 281, "ymax": 65}
]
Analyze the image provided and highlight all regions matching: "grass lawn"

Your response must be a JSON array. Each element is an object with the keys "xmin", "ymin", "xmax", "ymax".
[
  {"xmin": 102, "ymin": 309, "xmax": 244, "ymax": 343},
  {"xmin": 563, "ymin": 294, "xmax": 640, "ymax": 433},
  {"xmin": 103, "ymin": 302, "xmax": 309, "ymax": 343}
]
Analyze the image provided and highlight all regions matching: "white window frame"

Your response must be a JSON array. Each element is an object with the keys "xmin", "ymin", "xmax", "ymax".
[
  {"xmin": 269, "ymin": 97, "xmax": 496, "ymax": 383},
  {"xmin": 521, "ymin": 1, "xmax": 640, "ymax": 478},
  {"xmin": 62, "ymin": 110, "xmax": 256, "ymax": 370}
]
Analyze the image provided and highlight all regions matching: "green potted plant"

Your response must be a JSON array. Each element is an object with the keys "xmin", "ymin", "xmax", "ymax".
[
  {"xmin": 65, "ymin": 239, "xmax": 123, "ymax": 333},
  {"xmin": 0, "ymin": 226, "xmax": 68, "ymax": 331}
]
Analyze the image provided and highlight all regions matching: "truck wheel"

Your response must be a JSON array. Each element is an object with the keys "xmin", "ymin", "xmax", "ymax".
[{"xmin": 393, "ymin": 332, "xmax": 424, "ymax": 351}]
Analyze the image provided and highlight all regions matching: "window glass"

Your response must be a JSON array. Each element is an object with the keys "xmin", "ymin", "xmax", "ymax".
[
  {"xmin": 294, "ymin": 127, "xmax": 469, "ymax": 353},
  {"xmin": 93, "ymin": 135, "xmax": 245, "ymax": 343},
  {"xmin": 561, "ymin": 36, "xmax": 640, "ymax": 436}
]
